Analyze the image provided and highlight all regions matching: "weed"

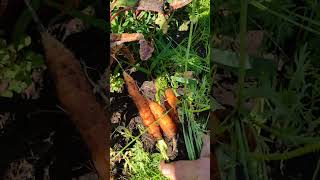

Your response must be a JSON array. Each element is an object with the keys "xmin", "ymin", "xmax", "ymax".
[
  {"xmin": 112, "ymin": 126, "xmax": 168, "ymax": 179},
  {"xmin": 110, "ymin": 72, "xmax": 124, "ymax": 93},
  {"xmin": 0, "ymin": 36, "xmax": 44, "ymax": 97}
]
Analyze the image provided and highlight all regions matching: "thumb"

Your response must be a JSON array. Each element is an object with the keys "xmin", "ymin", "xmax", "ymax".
[
  {"xmin": 159, "ymin": 160, "xmax": 176, "ymax": 180},
  {"xmin": 200, "ymin": 134, "xmax": 210, "ymax": 158}
]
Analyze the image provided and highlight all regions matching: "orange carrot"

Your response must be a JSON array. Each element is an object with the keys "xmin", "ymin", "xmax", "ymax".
[
  {"xmin": 123, "ymin": 72, "xmax": 162, "ymax": 140},
  {"xmin": 164, "ymin": 88, "xmax": 178, "ymax": 107},
  {"xmin": 164, "ymin": 88, "xmax": 179, "ymax": 122},
  {"xmin": 148, "ymin": 100, "xmax": 176, "ymax": 139},
  {"xmin": 40, "ymin": 32, "xmax": 109, "ymax": 180}
]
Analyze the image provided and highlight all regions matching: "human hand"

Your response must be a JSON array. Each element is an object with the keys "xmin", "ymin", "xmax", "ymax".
[{"xmin": 159, "ymin": 134, "xmax": 210, "ymax": 180}]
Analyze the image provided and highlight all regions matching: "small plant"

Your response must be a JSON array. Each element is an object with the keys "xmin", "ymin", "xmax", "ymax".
[
  {"xmin": 111, "ymin": 5, "xmax": 158, "ymax": 35},
  {"xmin": 0, "ymin": 36, "xmax": 44, "ymax": 97},
  {"xmin": 155, "ymin": 76, "xmax": 168, "ymax": 103},
  {"xmin": 112, "ymin": 126, "xmax": 168, "ymax": 179},
  {"xmin": 110, "ymin": 72, "xmax": 124, "ymax": 93},
  {"xmin": 124, "ymin": 140, "xmax": 168, "ymax": 180}
]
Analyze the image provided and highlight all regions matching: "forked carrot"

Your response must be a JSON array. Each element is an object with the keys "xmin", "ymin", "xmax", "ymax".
[
  {"xmin": 148, "ymin": 100, "xmax": 177, "ymax": 139},
  {"xmin": 123, "ymin": 72, "xmax": 162, "ymax": 140}
]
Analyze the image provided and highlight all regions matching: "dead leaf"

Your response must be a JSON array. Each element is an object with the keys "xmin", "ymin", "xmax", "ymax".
[
  {"xmin": 111, "ymin": 112, "xmax": 121, "ymax": 123},
  {"xmin": 119, "ymin": 45, "xmax": 136, "ymax": 64},
  {"xmin": 141, "ymin": 81, "xmax": 157, "ymax": 101},
  {"xmin": 169, "ymin": 0, "xmax": 192, "ymax": 10},
  {"xmin": 155, "ymin": 13, "xmax": 168, "ymax": 34},
  {"xmin": 110, "ymin": 44, "xmax": 123, "ymax": 66},
  {"xmin": 111, "ymin": 44, "xmax": 123, "ymax": 56},
  {"xmin": 178, "ymin": 20, "xmax": 190, "ymax": 31},
  {"xmin": 137, "ymin": 0, "xmax": 163, "ymax": 13},
  {"xmin": 139, "ymin": 39, "xmax": 154, "ymax": 60},
  {"xmin": 111, "ymin": 33, "xmax": 144, "ymax": 46},
  {"xmin": 110, "ymin": 44, "xmax": 136, "ymax": 66}
]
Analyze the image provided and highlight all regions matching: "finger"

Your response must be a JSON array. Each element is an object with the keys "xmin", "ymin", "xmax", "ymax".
[
  {"xmin": 200, "ymin": 134, "xmax": 210, "ymax": 158},
  {"xmin": 159, "ymin": 160, "xmax": 176, "ymax": 180},
  {"xmin": 197, "ymin": 158, "xmax": 210, "ymax": 180}
]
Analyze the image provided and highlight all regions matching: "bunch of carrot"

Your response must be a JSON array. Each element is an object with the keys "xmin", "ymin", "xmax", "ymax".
[{"xmin": 123, "ymin": 72, "xmax": 178, "ymax": 140}]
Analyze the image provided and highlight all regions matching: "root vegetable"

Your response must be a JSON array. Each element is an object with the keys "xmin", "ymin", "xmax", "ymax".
[
  {"xmin": 164, "ymin": 88, "xmax": 179, "ymax": 122},
  {"xmin": 40, "ymin": 32, "xmax": 109, "ymax": 180},
  {"xmin": 164, "ymin": 88, "xmax": 178, "ymax": 107},
  {"xmin": 123, "ymin": 72, "xmax": 162, "ymax": 140},
  {"xmin": 148, "ymin": 100, "xmax": 176, "ymax": 139}
]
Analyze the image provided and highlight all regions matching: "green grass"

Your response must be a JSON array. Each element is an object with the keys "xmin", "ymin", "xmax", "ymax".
[{"xmin": 213, "ymin": 0, "xmax": 320, "ymax": 179}]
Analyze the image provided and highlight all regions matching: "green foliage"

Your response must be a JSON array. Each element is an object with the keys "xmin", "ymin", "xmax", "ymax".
[
  {"xmin": 0, "ymin": 36, "xmax": 44, "ymax": 97},
  {"xmin": 112, "ymin": 126, "xmax": 168, "ymax": 180},
  {"xmin": 154, "ymin": 76, "xmax": 168, "ymax": 103},
  {"xmin": 151, "ymin": 38, "xmax": 210, "ymax": 76},
  {"xmin": 111, "ymin": 9, "xmax": 158, "ymax": 35},
  {"xmin": 213, "ymin": 0, "xmax": 320, "ymax": 179},
  {"xmin": 110, "ymin": 73, "xmax": 124, "ymax": 93},
  {"xmin": 110, "ymin": 1, "xmax": 210, "ymax": 177},
  {"xmin": 123, "ymin": 140, "xmax": 168, "ymax": 180},
  {"xmin": 114, "ymin": 0, "xmax": 138, "ymax": 8}
]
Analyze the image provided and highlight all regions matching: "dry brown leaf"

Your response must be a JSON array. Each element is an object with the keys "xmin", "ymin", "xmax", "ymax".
[
  {"xmin": 110, "ymin": 44, "xmax": 123, "ymax": 66},
  {"xmin": 137, "ymin": 0, "xmax": 163, "ymax": 13},
  {"xmin": 111, "ymin": 44, "xmax": 123, "ymax": 55},
  {"xmin": 141, "ymin": 81, "xmax": 156, "ymax": 101},
  {"xmin": 111, "ymin": 33, "xmax": 144, "ymax": 46},
  {"xmin": 110, "ymin": 44, "xmax": 136, "ymax": 67},
  {"xmin": 139, "ymin": 39, "xmax": 154, "ymax": 60},
  {"xmin": 169, "ymin": 0, "xmax": 192, "ymax": 10},
  {"xmin": 119, "ymin": 45, "xmax": 136, "ymax": 64}
]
